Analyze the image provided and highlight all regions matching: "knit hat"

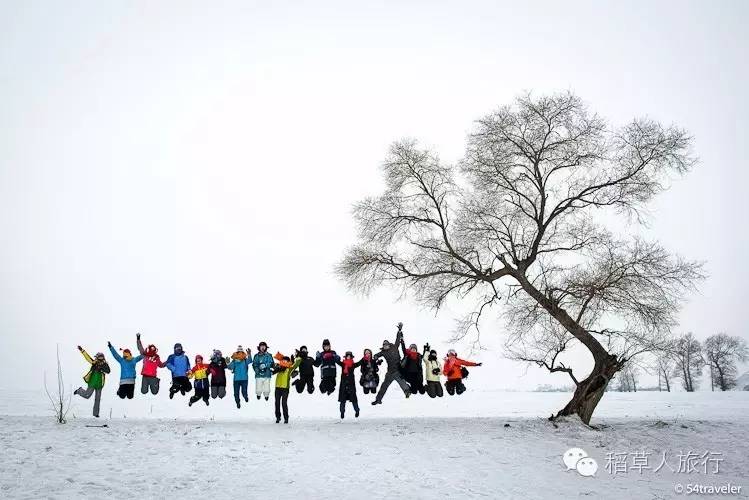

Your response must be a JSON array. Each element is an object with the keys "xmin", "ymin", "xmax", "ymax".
[
  {"xmin": 382, "ymin": 339, "xmax": 391, "ymax": 349},
  {"xmin": 345, "ymin": 351, "xmax": 353, "ymax": 358},
  {"xmin": 195, "ymin": 354, "xmax": 203, "ymax": 363},
  {"xmin": 174, "ymin": 343, "xmax": 183, "ymax": 353},
  {"xmin": 236, "ymin": 345, "xmax": 244, "ymax": 352},
  {"xmin": 300, "ymin": 345, "xmax": 308, "ymax": 352},
  {"xmin": 409, "ymin": 343, "xmax": 418, "ymax": 351},
  {"xmin": 258, "ymin": 341, "xmax": 268, "ymax": 351},
  {"xmin": 447, "ymin": 349, "xmax": 457, "ymax": 356}
]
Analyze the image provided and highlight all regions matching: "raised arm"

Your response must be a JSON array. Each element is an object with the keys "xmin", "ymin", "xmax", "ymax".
[
  {"xmin": 136, "ymin": 333, "xmax": 145, "ymax": 355},
  {"xmin": 107, "ymin": 343, "xmax": 123, "ymax": 363},
  {"xmin": 78, "ymin": 346, "xmax": 93, "ymax": 364}
]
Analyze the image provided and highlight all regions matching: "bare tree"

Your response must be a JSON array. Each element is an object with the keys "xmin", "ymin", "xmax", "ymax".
[
  {"xmin": 44, "ymin": 344, "xmax": 73, "ymax": 424},
  {"xmin": 652, "ymin": 349, "xmax": 674, "ymax": 392},
  {"xmin": 671, "ymin": 333, "xmax": 703, "ymax": 392},
  {"xmin": 336, "ymin": 91, "xmax": 704, "ymax": 424},
  {"xmin": 615, "ymin": 363, "xmax": 639, "ymax": 392},
  {"xmin": 704, "ymin": 333, "xmax": 748, "ymax": 391}
]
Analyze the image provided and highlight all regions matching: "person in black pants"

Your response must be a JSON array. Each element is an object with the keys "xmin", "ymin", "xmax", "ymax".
[
  {"xmin": 400, "ymin": 339, "xmax": 425, "ymax": 395},
  {"xmin": 292, "ymin": 346, "xmax": 315, "ymax": 394},
  {"xmin": 359, "ymin": 349, "xmax": 381, "ymax": 394},
  {"xmin": 116, "ymin": 384, "xmax": 135, "ymax": 399},
  {"xmin": 337, "ymin": 351, "xmax": 362, "ymax": 418},
  {"xmin": 372, "ymin": 323, "xmax": 411, "ymax": 405},
  {"xmin": 314, "ymin": 339, "xmax": 340, "ymax": 395}
]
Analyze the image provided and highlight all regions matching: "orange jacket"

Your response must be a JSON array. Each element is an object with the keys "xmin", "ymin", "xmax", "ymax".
[{"xmin": 443, "ymin": 357, "xmax": 478, "ymax": 380}]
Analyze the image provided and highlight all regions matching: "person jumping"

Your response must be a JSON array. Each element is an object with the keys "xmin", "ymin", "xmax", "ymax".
[
  {"xmin": 371, "ymin": 322, "xmax": 410, "ymax": 405},
  {"xmin": 443, "ymin": 349, "xmax": 481, "ymax": 395}
]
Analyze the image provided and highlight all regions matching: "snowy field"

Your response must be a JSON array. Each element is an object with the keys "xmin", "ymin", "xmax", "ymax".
[{"xmin": 2, "ymin": 390, "xmax": 748, "ymax": 499}]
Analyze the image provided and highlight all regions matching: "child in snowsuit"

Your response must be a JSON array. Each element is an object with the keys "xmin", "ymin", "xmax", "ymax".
[
  {"xmin": 272, "ymin": 352, "xmax": 302, "ymax": 423},
  {"xmin": 166, "ymin": 343, "xmax": 192, "ymax": 399},
  {"xmin": 422, "ymin": 344, "xmax": 444, "ymax": 398},
  {"xmin": 252, "ymin": 341, "xmax": 273, "ymax": 400},
  {"xmin": 359, "ymin": 348, "xmax": 381, "ymax": 394},
  {"xmin": 187, "ymin": 355, "xmax": 210, "ymax": 407},
  {"xmin": 74, "ymin": 346, "xmax": 111, "ymax": 417},
  {"xmin": 136, "ymin": 333, "xmax": 166, "ymax": 395},
  {"xmin": 443, "ymin": 349, "xmax": 481, "ymax": 395},
  {"xmin": 107, "ymin": 341, "xmax": 143, "ymax": 399},
  {"xmin": 371, "ymin": 323, "xmax": 411, "ymax": 405},
  {"xmin": 208, "ymin": 350, "xmax": 227, "ymax": 399},
  {"xmin": 228, "ymin": 346, "xmax": 252, "ymax": 408},
  {"xmin": 292, "ymin": 345, "xmax": 315, "ymax": 394},
  {"xmin": 314, "ymin": 339, "xmax": 340, "ymax": 395},
  {"xmin": 337, "ymin": 351, "xmax": 362, "ymax": 419},
  {"xmin": 400, "ymin": 339, "xmax": 425, "ymax": 395}
]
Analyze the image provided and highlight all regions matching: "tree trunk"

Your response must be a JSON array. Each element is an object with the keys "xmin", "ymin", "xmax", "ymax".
[
  {"xmin": 554, "ymin": 353, "xmax": 620, "ymax": 425},
  {"xmin": 716, "ymin": 365, "xmax": 726, "ymax": 391},
  {"xmin": 664, "ymin": 370, "xmax": 670, "ymax": 392}
]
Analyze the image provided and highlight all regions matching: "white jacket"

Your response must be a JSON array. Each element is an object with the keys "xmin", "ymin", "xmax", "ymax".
[{"xmin": 423, "ymin": 356, "xmax": 442, "ymax": 382}]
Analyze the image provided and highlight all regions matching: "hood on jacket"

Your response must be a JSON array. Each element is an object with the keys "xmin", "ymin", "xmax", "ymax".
[{"xmin": 174, "ymin": 343, "xmax": 184, "ymax": 355}]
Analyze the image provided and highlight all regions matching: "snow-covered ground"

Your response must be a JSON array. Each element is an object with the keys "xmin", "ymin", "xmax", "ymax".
[{"xmin": 2, "ymin": 389, "xmax": 748, "ymax": 499}]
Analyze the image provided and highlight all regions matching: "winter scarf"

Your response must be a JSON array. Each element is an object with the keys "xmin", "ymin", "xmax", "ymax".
[{"xmin": 342, "ymin": 358, "xmax": 355, "ymax": 375}]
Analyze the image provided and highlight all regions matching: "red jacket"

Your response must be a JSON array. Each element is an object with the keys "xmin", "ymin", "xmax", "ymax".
[
  {"xmin": 141, "ymin": 354, "xmax": 165, "ymax": 377},
  {"xmin": 443, "ymin": 357, "xmax": 478, "ymax": 380}
]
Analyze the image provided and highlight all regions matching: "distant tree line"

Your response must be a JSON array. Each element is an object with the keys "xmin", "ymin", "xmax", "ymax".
[{"xmin": 614, "ymin": 332, "xmax": 748, "ymax": 392}]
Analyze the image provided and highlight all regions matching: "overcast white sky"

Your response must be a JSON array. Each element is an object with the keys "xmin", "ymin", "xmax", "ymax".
[{"xmin": 1, "ymin": 1, "xmax": 747, "ymax": 391}]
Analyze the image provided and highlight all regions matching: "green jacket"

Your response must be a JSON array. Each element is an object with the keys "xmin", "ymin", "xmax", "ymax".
[
  {"xmin": 274, "ymin": 357, "xmax": 302, "ymax": 389},
  {"xmin": 80, "ymin": 349, "xmax": 111, "ymax": 389}
]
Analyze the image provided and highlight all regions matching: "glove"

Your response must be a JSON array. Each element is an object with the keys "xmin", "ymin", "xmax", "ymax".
[
  {"xmin": 136, "ymin": 333, "xmax": 141, "ymax": 339},
  {"xmin": 477, "ymin": 363, "xmax": 483, "ymax": 366},
  {"xmin": 377, "ymin": 359, "xmax": 383, "ymax": 365},
  {"xmin": 77, "ymin": 345, "xmax": 83, "ymax": 352},
  {"xmin": 432, "ymin": 368, "xmax": 440, "ymax": 375},
  {"xmin": 107, "ymin": 341, "xmax": 112, "ymax": 348},
  {"xmin": 316, "ymin": 351, "xmax": 321, "ymax": 357}
]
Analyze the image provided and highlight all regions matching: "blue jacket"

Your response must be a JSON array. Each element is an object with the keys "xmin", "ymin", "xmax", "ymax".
[
  {"xmin": 166, "ymin": 353, "xmax": 191, "ymax": 378},
  {"xmin": 108, "ymin": 345, "xmax": 143, "ymax": 381},
  {"xmin": 228, "ymin": 357, "xmax": 251, "ymax": 381},
  {"xmin": 252, "ymin": 352, "xmax": 274, "ymax": 378}
]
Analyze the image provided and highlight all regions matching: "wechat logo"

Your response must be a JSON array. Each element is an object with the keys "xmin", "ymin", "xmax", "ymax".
[{"xmin": 563, "ymin": 447, "xmax": 598, "ymax": 477}]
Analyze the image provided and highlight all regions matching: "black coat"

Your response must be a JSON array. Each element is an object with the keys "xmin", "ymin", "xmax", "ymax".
[
  {"xmin": 297, "ymin": 354, "xmax": 315, "ymax": 378},
  {"xmin": 373, "ymin": 331, "xmax": 403, "ymax": 374},
  {"xmin": 314, "ymin": 350, "xmax": 340, "ymax": 379},
  {"xmin": 359, "ymin": 357, "xmax": 380, "ymax": 385},
  {"xmin": 337, "ymin": 359, "xmax": 362, "ymax": 403}
]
